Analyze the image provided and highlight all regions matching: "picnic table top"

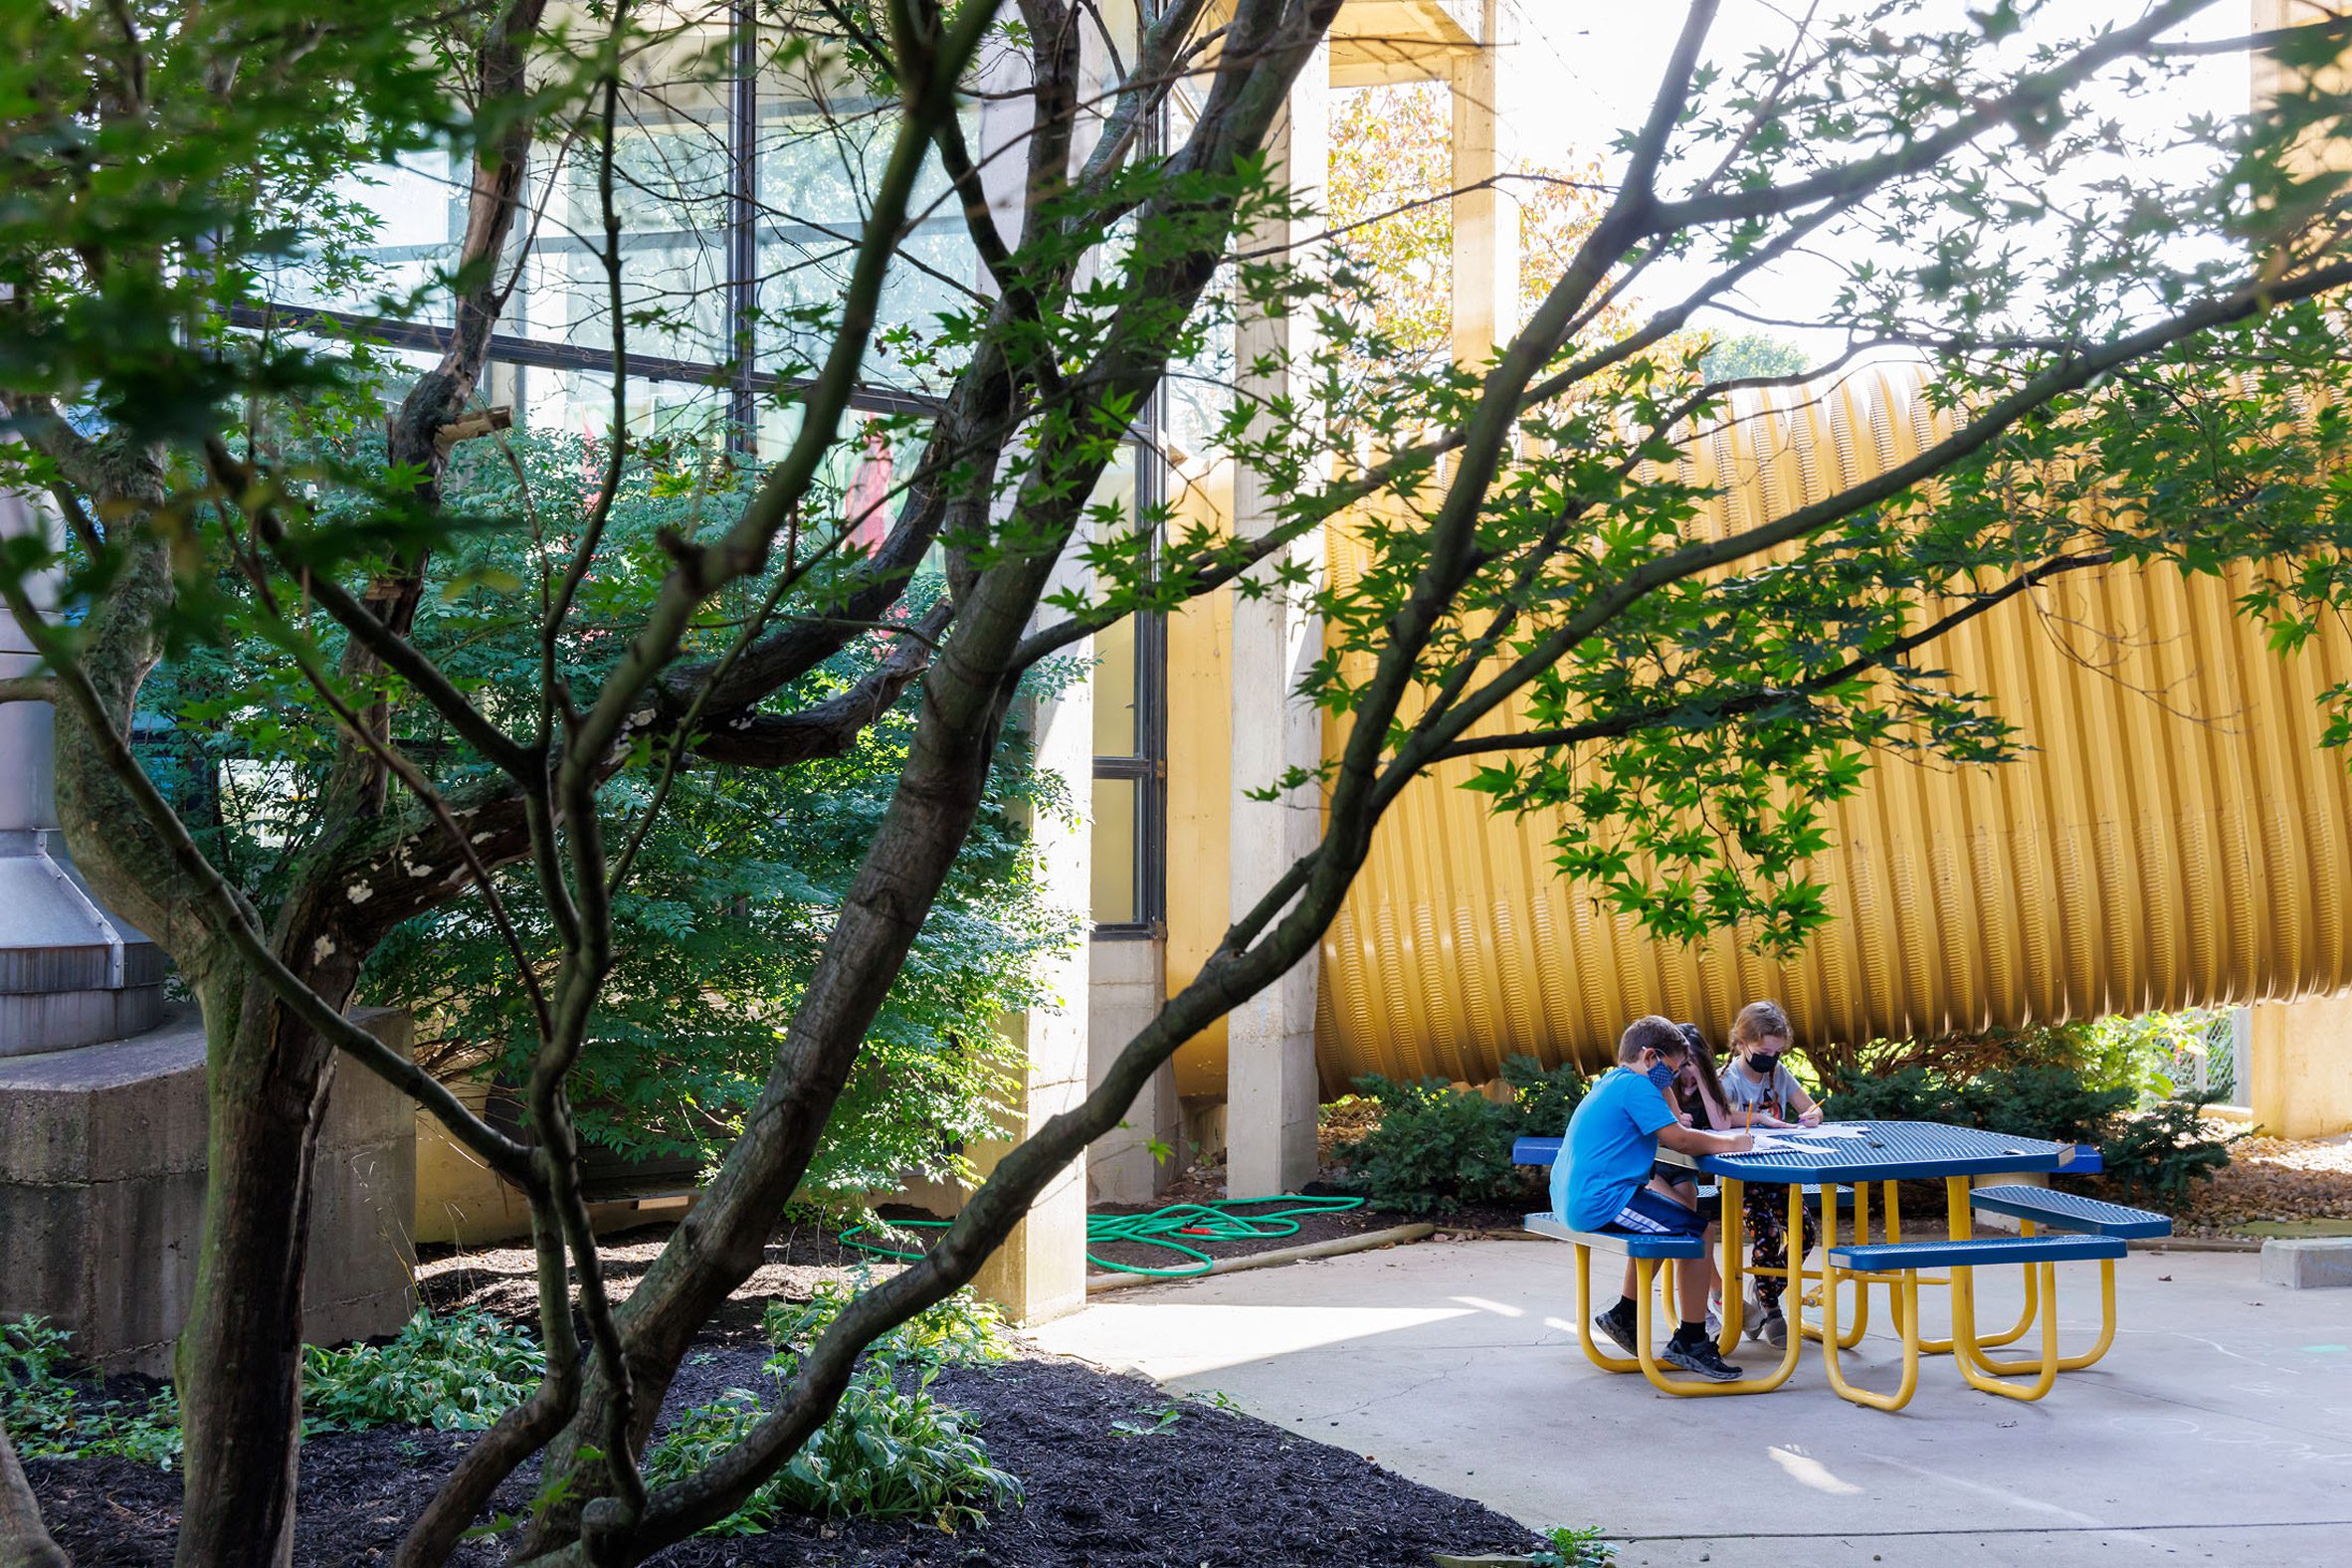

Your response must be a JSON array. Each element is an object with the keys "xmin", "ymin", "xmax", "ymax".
[
  {"xmin": 1666, "ymin": 1118, "xmax": 2077, "ymax": 1182},
  {"xmin": 1512, "ymin": 1119, "xmax": 2079, "ymax": 1184}
]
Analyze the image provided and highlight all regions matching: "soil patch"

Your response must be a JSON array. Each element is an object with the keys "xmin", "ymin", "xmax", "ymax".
[
  {"xmin": 27, "ymin": 1354, "xmax": 1539, "ymax": 1567},
  {"xmin": 415, "ymin": 1208, "xmax": 940, "ymax": 1335}
]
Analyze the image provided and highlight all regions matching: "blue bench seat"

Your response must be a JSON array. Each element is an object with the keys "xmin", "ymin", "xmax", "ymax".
[
  {"xmin": 1830, "ymin": 1234, "xmax": 2126, "ymax": 1272},
  {"xmin": 1521, "ymin": 1212, "xmax": 1705, "ymax": 1259},
  {"xmin": 1968, "ymin": 1184, "xmax": 2169, "ymax": 1239},
  {"xmin": 1819, "ymin": 1232, "xmax": 2128, "ymax": 1410}
]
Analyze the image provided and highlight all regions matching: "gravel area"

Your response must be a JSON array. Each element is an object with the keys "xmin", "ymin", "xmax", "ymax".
[{"xmin": 2171, "ymin": 1127, "xmax": 2352, "ymax": 1238}]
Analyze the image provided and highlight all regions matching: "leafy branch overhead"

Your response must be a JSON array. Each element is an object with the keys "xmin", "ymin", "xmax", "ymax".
[{"xmin": 8, "ymin": 3, "xmax": 2352, "ymax": 1567}]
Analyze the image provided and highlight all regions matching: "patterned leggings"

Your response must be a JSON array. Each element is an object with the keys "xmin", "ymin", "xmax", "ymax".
[{"xmin": 1742, "ymin": 1184, "xmax": 1820, "ymax": 1312}]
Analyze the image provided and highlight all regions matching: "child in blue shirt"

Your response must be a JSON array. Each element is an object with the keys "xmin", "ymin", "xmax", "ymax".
[{"xmin": 1553, "ymin": 1014, "xmax": 1754, "ymax": 1381}]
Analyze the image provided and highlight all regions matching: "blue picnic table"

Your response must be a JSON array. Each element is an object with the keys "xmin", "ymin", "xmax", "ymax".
[
  {"xmin": 1515, "ymin": 1119, "xmax": 2154, "ymax": 1406},
  {"xmin": 1657, "ymin": 1118, "xmax": 2082, "ymax": 1184}
]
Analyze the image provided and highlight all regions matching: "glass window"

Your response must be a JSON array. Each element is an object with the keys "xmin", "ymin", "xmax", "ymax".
[
  {"xmin": 1089, "ymin": 441, "xmax": 1163, "ymax": 935},
  {"xmin": 1090, "ymin": 775, "xmax": 1141, "ymax": 925},
  {"xmin": 1093, "ymin": 614, "xmax": 1137, "ymax": 757}
]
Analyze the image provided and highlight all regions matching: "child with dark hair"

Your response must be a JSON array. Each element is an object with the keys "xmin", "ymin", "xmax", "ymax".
[
  {"xmin": 1659, "ymin": 1021, "xmax": 1732, "ymax": 1332},
  {"xmin": 1553, "ymin": 1014, "xmax": 1753, "ymax": 1382},
  {"xmin": 1718, "ymin": 1000, "xmax": 1824, "ymax": 1348}
]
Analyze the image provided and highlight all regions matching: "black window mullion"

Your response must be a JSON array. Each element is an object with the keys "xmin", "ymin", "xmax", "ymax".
[{"xmin": 728, "ymin": 2, "xmax": 759, "ymax": 451}]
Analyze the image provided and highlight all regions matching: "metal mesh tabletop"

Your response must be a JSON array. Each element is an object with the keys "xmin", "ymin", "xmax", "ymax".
[{"xmin": 1657, "ymin": 1120, "xmax": 2076, "ymax": 1183}]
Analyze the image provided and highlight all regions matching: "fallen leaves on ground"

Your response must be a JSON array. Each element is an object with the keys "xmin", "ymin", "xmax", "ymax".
[{"xmin": 2172, "ymin": 1126, "xmax": 2352, "ymax": 1238}]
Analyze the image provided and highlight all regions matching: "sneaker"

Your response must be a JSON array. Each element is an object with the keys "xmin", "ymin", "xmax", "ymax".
[
  {"xmin": 1662, "ymin": 1336, "xmax": 1743, "ymax": 1383},
  {"xmin": 1755, "ymin": 1308, "xmax": 1788, "ymax": 1348},
  {"xmin": 1705, "ymin": 1304, "xmax": 1722, "ymax": 1340},
  {"xmin": 1593, "ymin": 1307, "xmax": 1640, "ymax": 1359}
]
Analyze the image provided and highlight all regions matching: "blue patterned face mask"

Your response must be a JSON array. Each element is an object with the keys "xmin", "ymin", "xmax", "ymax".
[{"xmin": 1646, "ymin": 1061, "xmax": 1677, "ymax": 1090}]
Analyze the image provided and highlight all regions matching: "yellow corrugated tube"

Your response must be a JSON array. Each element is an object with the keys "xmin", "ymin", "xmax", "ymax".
[{"xmin": 1306, "ymin": 368, "xmax": 2352, "ymax": 1085}]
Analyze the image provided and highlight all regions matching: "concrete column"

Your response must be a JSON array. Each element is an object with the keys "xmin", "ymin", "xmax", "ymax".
[
  {"xmin": 962, "ymin": 68, "xmax": 1093, "ymax": 1323},
  {"xmin": 1226, "ymin": 34, "xmax": 1328, "ymax": 1201},
  {"xmin": 2250, "ymin": 992, "xmax": 2352, "ymax": 1140},
  {"xmin": 1086, "ymin": 935, "xmax": 1182, "ymax": 1203},
  {"xmin": 1450, "ymin": 0, "xmax": 1519, "ymax": 366},
  {"xmin": 969, "ymin": 607, "xmax": 1092, "ymax": 1323}
]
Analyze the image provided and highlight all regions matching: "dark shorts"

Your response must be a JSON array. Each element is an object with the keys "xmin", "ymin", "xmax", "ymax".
[
  {"xmin": 1651, "ymin": 1167, "xmax": 1723, "ymax": 1228},
  {"xmin": 1601, "ymin": 1185, "xmax": 1709, "ymax": 1238}
]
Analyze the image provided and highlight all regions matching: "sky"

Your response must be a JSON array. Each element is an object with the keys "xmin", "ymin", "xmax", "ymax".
[{"xmin": 1496, "ymin": 1, "xmax": 2261, "ymax": 352}]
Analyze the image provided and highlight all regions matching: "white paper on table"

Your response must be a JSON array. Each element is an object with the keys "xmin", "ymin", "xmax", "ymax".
[
  {"xmin": 1717, "ymin": 1131, "xmax": 1832, "ymax": 1158},
  {"xmin": 1785, "ymin": 1123, "xmax": 1867, "ymax": 1139}
]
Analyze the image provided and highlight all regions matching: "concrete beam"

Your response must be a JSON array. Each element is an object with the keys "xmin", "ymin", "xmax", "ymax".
[
  {"xmin": 968, "ymin": 662, "xmax": 1091, "ymax": 1319},
  {"xmin": 1449, "ymin": 0, "xmax": 1518, "ymax": 366},
  {"xmin": 2260, "ymin": 1236, "xmax": 2352, "ymax": 1289},
  {"xmin": 1329, "ymin": 0, "xmax": 1480, "ymax": 88},
  {"xmin": 1086, "ymin": 936, "xmax": 1184, "ymax": 1204},
  {"xmin": 1226, "ymin": 30, "xmax": 1329, "ymax": 1203}
]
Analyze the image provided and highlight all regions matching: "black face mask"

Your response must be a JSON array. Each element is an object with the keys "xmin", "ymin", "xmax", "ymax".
[{"xmin": 1748, "ymin": 1050, "xmax": 1782, "ymax": 1073}]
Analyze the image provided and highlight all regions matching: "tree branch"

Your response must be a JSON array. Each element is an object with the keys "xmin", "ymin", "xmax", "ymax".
[
  {"xmin": 1429, "ymin": 550, "xmax": 2117, "ymax": 763},
  {"xmin": 0, "ymin": 567, "xmax": 538, "ymax": 1188}
]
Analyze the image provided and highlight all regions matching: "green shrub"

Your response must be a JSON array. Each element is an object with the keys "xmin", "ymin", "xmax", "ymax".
[
  {"xmin": 1532, "ymin": 1522, "xmax": 1618, "ymax": 1567},
  {"xmin": 301, "ymin": 1307, "xmax": 542, "ymax": 1433},
  {"xmin": 649, "ymin": 1288, "xmax": 1022, "ymax": 1537},
  {"xmin": 2101, "ymin": 1091, "xmax": 2244, "ymax": 1206},
  {"xmin": 1962, "ymin": 1065, "xmax": 2131, "ymax": 1146},
  {"xmin": 1825, "ymin": 1063, "xmax": 2238, "ymax": 1211},
  {"xmin": 1, "ymin": 1316, "xmax": 182, "ymax": 1470},
  {"xmin": 1499, "ymin": 1053, "xmax": 1589, "ymax": 1137},
  {"xmin": 1333, "ymin": 1074, "xmax": 1522, "ymax": 1216},
  {"xmin": 1820, "ymin": 1066, "xmax": 1962, "ymax": 1124},
  {"xmin": 7, "ymin": 1308, "xmax": 546, "ymax": 1466},
  {"xmin": 761, "ymin": 1282, "xmax": 1011, "ymax": 1370},
  {"xmin": 644, "ymin": 1365, "xmax": 1020, "ymax": 1536}
]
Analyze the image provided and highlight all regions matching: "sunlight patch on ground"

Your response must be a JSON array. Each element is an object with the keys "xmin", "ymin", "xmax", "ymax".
[
  {"xmin": 1032, "ymin": 1300, "xmax": 1475, "ymax": 1379},
  {"xmin": 1768, "ymin": 1445, "xmax": 1864, "ymax": 1496}
]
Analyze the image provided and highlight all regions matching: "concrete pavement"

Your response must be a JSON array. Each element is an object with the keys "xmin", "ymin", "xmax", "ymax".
[{"xmin": 1025, "ymin": 1236, "xmax": 2352, "ymax": 1565}]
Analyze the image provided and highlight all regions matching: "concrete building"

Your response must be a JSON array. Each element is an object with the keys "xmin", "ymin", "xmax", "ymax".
[
  {"xmin": 18, "ymin": 0, "xmax": 2352, "ymax": 1359},
  {"xmin": 374, "ymin": 1, "xmax": 2352, "ymax": 1324},
  {"xmin": 385, "ymin": 0, "xmax": 1547, "ymax": 1322}
]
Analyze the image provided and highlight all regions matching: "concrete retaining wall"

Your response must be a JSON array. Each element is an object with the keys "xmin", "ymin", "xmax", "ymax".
[{"xmin": 0, "ymin": 1004, "xmax": 415, "ymax": 1373}]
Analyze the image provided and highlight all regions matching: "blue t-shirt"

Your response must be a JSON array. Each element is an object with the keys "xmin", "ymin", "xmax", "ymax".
[{"xmin": 1552, "ymin": 1067, "xmax": 1678, "ymax": 1231}]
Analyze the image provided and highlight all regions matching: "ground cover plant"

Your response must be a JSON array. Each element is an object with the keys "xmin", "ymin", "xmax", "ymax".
[
  {"xmin": 13, "ymin": 3, "xmax": 2352, "ymax": 1565},
  {"xmin": 649, "ymin": 1287, "xmax": 1017, "ymax": 1537}
]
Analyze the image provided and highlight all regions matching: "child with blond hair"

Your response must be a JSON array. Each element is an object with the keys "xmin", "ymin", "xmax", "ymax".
[{"xmin": 1717, "ymin": 1000, "xmax": 1823, "ymax": 1347}]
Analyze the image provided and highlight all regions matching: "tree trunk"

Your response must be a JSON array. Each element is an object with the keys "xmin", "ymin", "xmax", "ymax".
[
  {"xmin": 0, "ymin": 1414, "xmax": 69, "ymax": 1568},
  {"xmin": 169, "ymin": 962, "xmax": 349, "ymax": 1568}
]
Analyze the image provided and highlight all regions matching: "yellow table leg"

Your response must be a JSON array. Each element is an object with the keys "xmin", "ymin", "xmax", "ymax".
[
  {"xmin": 1573, "ymin": 1244, "xmax": 1641, "ymax": 1374},
  {"xmin": 1715, "ymin": 1176, "xmax": 1747, "ymax": 1355},
  {"xmin": 1954, "ymin": 1258, "xmax": 2062, "ymax": 1401},
  {"xmin": 1959, "ymin": 1251, "xmax": 2120, "ymax": 1377},
  {"xmin": 1820, "ymin": 1257, "xmax": 1921, "ymax": 1411},
  {"xmin": 1633, "ymin": 1251, "xmax": 1803, "ymax": 1397},
  {"xmin": 1800, "ymin": 1182, "xmax": 1869, "ymax": 1349}
]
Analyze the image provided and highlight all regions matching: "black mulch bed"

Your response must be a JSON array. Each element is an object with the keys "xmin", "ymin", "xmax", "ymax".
[
  {"xmin": 28, "ymin": 1353, "xmax": 1539, "ymax": 1567},
  {"xmin": 415, "ymin": 1209, "xmax": 946, "ymax": 1335}
]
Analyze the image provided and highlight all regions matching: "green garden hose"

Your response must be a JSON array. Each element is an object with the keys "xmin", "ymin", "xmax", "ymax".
[{"xmin": 839, "ymin": 1194, "xmax": 1366, "ymax": 1277}]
